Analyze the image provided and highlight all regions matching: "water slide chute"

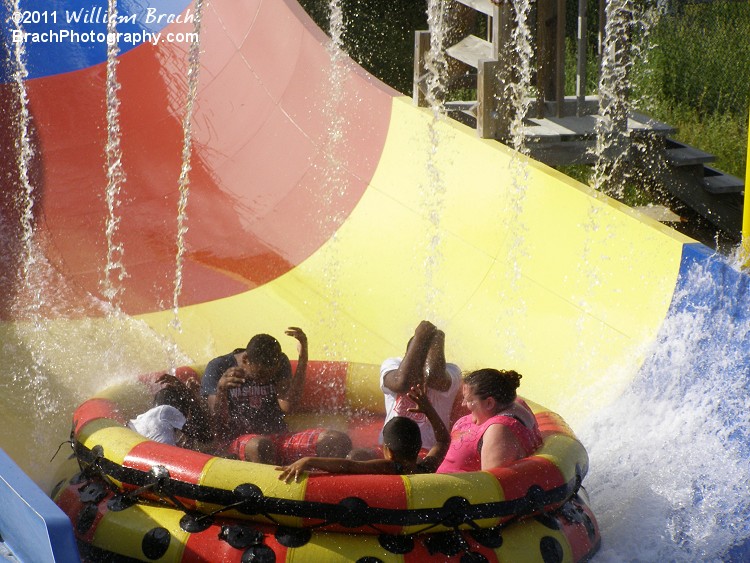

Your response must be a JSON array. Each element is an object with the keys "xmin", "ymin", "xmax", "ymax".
[{"xmin": 0, "ymin": 0, "xmax": 748, "ymax": 560}]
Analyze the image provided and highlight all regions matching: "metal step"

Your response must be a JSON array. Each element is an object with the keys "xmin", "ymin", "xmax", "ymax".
[
  {"xmin": 522, "ymin": 111, "xmax": 677, "ymax": 143},
  {"xmin": 628, "ymin": 112, "xmax": 676, "ymax": 136},
  {"xmin": 452, "ymin": 0, "xmax": 499, "ymax": 16},
  {"xmin": 444, "ymin": 100, "xmax": 478, "ymax": 117},
  {"xmin": 540, "ymin": 95, "xmax": 600, "ymax": 117},
  {"xmin": 633, "ymin": 205, "xmax": 683, "ymax": 223},
  {"xmin": 703, "ymin": 167, "xmax": 745, "ymax": 194},
  {"xmin": 446, "ymin": 35, "xmax": 494, "ymax": 68},
  {"xmin": 665, "ymin": 145, "xmax": 715, "ymax": 167}
]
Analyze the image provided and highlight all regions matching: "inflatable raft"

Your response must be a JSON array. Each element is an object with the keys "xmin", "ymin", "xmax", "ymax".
[{"xmin": 54, "ymin": 363, "xmax": 601, "ymax": 562}]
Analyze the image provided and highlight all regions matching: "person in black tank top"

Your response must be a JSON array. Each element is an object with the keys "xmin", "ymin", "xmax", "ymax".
[{"xmin": 202, "ymin": 328, "xmax": 352, "ymax": 464}]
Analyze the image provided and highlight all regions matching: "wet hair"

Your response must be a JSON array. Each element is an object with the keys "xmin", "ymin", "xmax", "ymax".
[
  {"xmin": 154, "ymin": 387, "xmax": 188, "ymax": 413},
  {"xmin": 463, "ymin": 368, "xmax": 522, "ymax": 406},
  {"xmin": 382, "ymin": 416, "xmax": 422, "ymax": 460},
  {"xmin": 246, "ymin": 334, "xmax": 283, "ymax": 367}
]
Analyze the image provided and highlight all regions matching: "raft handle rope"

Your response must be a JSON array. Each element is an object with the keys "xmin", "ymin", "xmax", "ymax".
[
  {"xmin": 114, "ymin": 465, "xmax": 193, "ymax": 514},
  {"xmin": 73, "ymin": 441, "xmax": 582, "ymax": 532},
  {"xmin": 75, "ymin": 444, "xmax": 125, "ymax": 497},
  {"xmin": 68, "ymin": 468, "xmax": 579, "ymax": 559},
  {"xmin": 49, "ymin": 438, "xmax": 75, "ymax": 463}
]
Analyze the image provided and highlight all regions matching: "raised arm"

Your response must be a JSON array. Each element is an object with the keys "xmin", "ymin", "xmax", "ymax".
[
  {"xmin": 276, "ymin": 456, "xmax": 396, "ymax": 483},
  {"xmin": 211, "ymin": 367, "xmax": 247, "ymax": 441},
  {"xmin": 406, "ymin": 385, "xmax": 450, "ymax": 472},
  {"xmin": 277, "ymin": 326, "xmax": 308, "ymax": 413},
  {"xmin": 423, "ymin": 329, "xmax": 452, "ymax": 392},
  {"xmin": 382, "ymin": 321, "xmax": 437, "ymax": 394}
]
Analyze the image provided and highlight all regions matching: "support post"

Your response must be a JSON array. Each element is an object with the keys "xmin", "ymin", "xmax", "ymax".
[
  {"xmin": 555, "ymin": 0, "xmax": 566, "ymax": 117},
  {"xmin": 576, "ymin": 0, "xmax": 588, "ymax": 116},
  {"xmin": 413, "ymin": 30, "xmax": 431, "ymax": 107},
  {"xmin": 478, "ymin": 59, "xmax": 501, "ymax": 138},
  {"xmin": 536, "ymin": 0, "xmax": 555, "ymax": 118}
]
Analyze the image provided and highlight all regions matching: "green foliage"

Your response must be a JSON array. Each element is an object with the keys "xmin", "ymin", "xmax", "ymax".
[
  {"xmin": 557, "ymin": 164, "xmax": 593, "ymax": 185},
  {"xmin": 564, "ymin": 38, "xmax": 600, "ymax": 96},
  {"xmin": 297, "ymin": 0, "xmax": 427, "ymax": 94},
  {"xmin": 641, "ymin": 1, "xmax": 750, "ymax": 117},
  {"xmin": 297, "ymin": 0, "xmax": 749, "ymax": 180},
  {"xmin": 632, "ymin": 1, "xmax": 750, "ymax": 179}
]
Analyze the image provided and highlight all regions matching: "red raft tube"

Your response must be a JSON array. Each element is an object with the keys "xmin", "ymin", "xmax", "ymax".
[{"xmin": 54, "ymin": 363, "xmax": 601, "ymax": 562}]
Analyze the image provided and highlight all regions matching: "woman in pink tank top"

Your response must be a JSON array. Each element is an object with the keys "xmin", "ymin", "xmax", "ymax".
[{"xmin": 437, "ymin": 369, "xmax": 542, "ymax": 473}]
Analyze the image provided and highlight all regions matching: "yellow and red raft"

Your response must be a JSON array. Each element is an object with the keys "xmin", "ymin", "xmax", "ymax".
[{"xmin": 53, "ymin": 362, "xmax": 601, "ymax": 562}]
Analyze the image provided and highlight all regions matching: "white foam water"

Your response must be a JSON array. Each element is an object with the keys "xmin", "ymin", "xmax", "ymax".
[
  {"xmin": 580, "ymin": 255, "xmax": 750, "ymax": 561},
  {"xmin": 170, "ymin": 0, "xmax": 206, "ymax": 337},
  {"xmin": 101, "ymin": 0, "xmax": 128, "ymax": 307}
]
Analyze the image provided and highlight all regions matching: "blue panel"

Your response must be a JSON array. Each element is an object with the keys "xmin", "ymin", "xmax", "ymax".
[
  {"xmin": 0, "ymin": 0, "xmax": 194, "ymax": 81},
  {"xmin": 0, "ymin": 448, "xmax": 80, "ymax": 562},
  {"xmin": 661, "ymin": 243, "xmax": 750, "ymax": 454},
  {"xmin": 673, "ymin": 243, "xmax": 750, "ymax": 324},
  {"xmin": 634, "ymin": 242, "xmax": 750, "ymax": 557}
]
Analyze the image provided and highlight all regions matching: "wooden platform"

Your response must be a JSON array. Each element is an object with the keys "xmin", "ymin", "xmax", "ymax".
[
  {"xmin": 420, "ymin": 0, "xmax": 746, "ymax": 244},
  {"xmin": 514, "ymin": 100, "xmax": 678, "ymax": 166},
  {"xmin": 445, "ymin": 35, "xmax": 494, "ymax": 68},
  {"xmin": 485, "ymin": 102, "xmax": 743, "ymax": 241}
]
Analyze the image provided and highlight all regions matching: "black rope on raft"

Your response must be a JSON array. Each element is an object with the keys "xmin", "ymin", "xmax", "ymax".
[
  {"xmin": 71, "ymin": 440, "xmax": 582, "ymax": 530},
  {"xmin": 143, "ymin": 465, "xmax": 192, "ymax": 513},
  {"xmin": 50, "ymin": 437, "xmax": 75, "ymax": 464},
  {"xmin": 77, "ymin": 445, "xmax": 126, "ymax": 496},
  {"xmin": 69, "ymin": 459, "xmax": 574, "ymax": 560}
]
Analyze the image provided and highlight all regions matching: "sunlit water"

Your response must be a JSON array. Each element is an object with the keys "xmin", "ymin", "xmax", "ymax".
[
  {"xmin": 591, "ymin": 0, "xmax": 660, "ymax": 199},
  {"xmin": 170, "ymin": 0, "xmax": 205, "ymax": 338},
  {"xmin": 419, "ymin": 0, "xmax": 449, "ymax": 320},
  {"xmin": 579, "ymin": 252, "xmax": 750, "ymax": 561},
  {"xmin": 496, "ymin": 0, "xmax": 535, "ymax": 361},
  {"xmin": 0, "ymin": 234, "xmax": 190, "ymax": 491},
  {"xmin": 315, "ymin": 0, "xmax": 350, "ymax": 362},
  {"xmin": 101, "ymin": 0, "xmax": 128, "ymax": 307},
  {"xmin": 0, "ymin": 2, "xmax": 748, "ymax": 561}
]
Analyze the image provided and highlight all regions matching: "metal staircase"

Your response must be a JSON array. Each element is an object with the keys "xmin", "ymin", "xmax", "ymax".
[{"xmin": 412, "ymin": 0, "xmax": 745, "ymax": 243}]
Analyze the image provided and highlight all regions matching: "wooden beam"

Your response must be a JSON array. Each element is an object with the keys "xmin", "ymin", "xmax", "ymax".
[
  {"xmin": 478, "ymin": 59, "xmax": 501, "ymax": 138},
  {"xmin": 555, "ymin": 0, "xmax": 566, "ymax": 117},
  {"xmin": 576, "ymin": 0, "xmax": 588, "ymax": 116},
  {"xmin": 445, "ymin": 35, "xmax": 493, "ymax": 68},
  {"xmin": 413, "ymin": 30, "xmax": 431, "ymax": 107},
  {"xmin": 452, "ymin": 0, "xmax": 498, "ymax": 17}
]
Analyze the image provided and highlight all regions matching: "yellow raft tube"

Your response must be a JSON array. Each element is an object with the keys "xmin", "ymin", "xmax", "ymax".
[{"xmin": 54, "ymin": 362, "xmax": 601, "ymax": 562}]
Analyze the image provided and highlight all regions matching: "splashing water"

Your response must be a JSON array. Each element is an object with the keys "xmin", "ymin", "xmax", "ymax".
[
  {"xmin": 423, "ymin": 0, "xmax": 448, "ymax": 113},
  {"xmin": 317, "ymin": 0, "xmax": 350, "ymax": 361},
  {"xmin": 591, "ymin": 0, "xmax": 659, "ymax": 199},
  {"xmin": 591, "ymin": 0, "xmax": 631, "ymax": 197},
  {"xmin": 101, "ymin": 0, "xmax": 128, "ymax": 307},
  {"xmin": 2, "ymin": 0, "xmax": 65, "ymax": 469},
  {"xmin": 170, "ymin": 0, "xmax": 206, "ymax": 338},
  {"xmin": 580, "ymin": 251, "xmax": 750, "ymax": 561},
  {"xmin": 7, "ymin": 0, "xmax": 35, "ymax": 290},
  {"xmin": 0, "ymin": 0, "xmax": 197, "ymax": 488},
  {"xmin": 576, "ymin": 0, "xmax": 659, "ymax": 367},
  {"xmin": 419, "ymin": 0, "xmax": 449, "ymax": 320},
  {"xmin": 496, "ymin": 0, "xmax": 535, "ymax": 360},
  {"xmin": 505, "ymin": 0, "xmax": 534, "ymax": 157}
]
